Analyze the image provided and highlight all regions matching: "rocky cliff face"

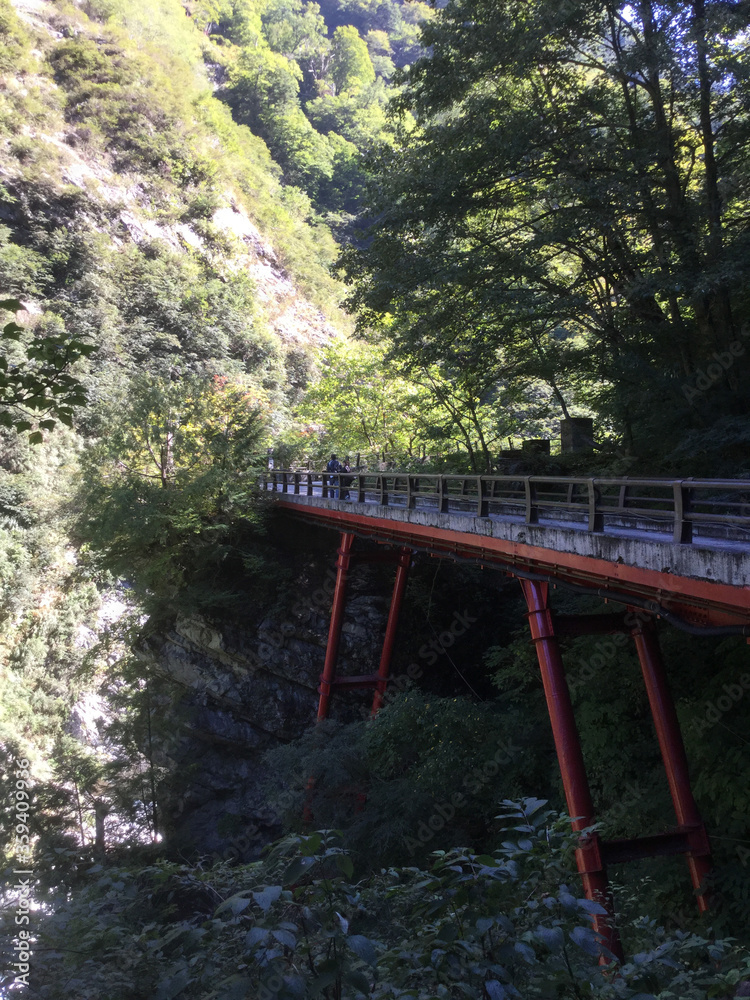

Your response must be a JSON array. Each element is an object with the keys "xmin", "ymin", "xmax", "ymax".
[
  {"xmin": 138, "ymin": 539, "xmax": 390, "ymax": 859},
  {"xmin": 3, "ymin": 0, "xmax": 343, "ymax": 351}
]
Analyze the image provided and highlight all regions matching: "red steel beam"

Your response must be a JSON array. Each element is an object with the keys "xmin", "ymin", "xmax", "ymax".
[
  {"xmin": 277, "ymin": 501, "xmax": 750, "ymax": 629},
  {"xmin": 520, "ymin": 578, "xmax": 622, "ymax": 962},
  {"xmin": 317, "ymin": 531, "xmax": 355, "ymax": 722},
  {"xmin": 371, "ymin": 547, "xmax": 412, "ymax": 715},
  {"xmin": 631, "ymin": 621, "xmax": 712, "ymax": 911}
]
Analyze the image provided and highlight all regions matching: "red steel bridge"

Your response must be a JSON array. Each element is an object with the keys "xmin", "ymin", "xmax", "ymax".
[{"xmin": 264, "ymin": 470, "xmax": 750, "ymax": 960}]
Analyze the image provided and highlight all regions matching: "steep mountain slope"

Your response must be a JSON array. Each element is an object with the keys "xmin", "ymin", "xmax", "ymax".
[
  {"xmin": 0, "ymin": 0, "xmax": 352, "ymax": 854},
  {"xmin": 1, "ymin": 0, "xmax": 344, "ymax": 357}
]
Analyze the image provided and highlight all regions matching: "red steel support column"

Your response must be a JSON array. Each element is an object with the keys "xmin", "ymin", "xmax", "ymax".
[
  {"xmin": 317, "ymin": 531, "xmax": 356, "ymax": 722},
  {"xmin": 520, "ymin": 578, "xmax": 622, "ymax": 961},
  {"xmin": 371, "ymin": 548, "xmax": 412, "ymax": 716},
  {"xmin": 631, "ymin": 621, "xmax": 712, "ymax": 911}
]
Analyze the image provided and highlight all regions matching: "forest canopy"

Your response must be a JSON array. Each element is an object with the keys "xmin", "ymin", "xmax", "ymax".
[{"xmin": 341, "ymin": 0, "xmax": 750, "ymax": 468}]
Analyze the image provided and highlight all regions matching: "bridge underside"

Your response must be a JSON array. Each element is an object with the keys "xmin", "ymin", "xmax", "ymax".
[
  {"xmin": 277, "ymin": 497, "xmax": 750, "ymax": 632},
  {"xmin": 277, "ymin": 497, "xmax": 750, "ymax": 961}
]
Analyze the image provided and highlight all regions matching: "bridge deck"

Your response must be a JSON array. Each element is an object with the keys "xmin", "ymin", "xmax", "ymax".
[{"xmin": 265, "ymin": 472, "xmax": 750, "ymax": 631}]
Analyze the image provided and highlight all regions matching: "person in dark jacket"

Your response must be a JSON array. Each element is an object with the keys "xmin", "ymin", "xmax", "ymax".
[
  {"xmin": 341, "ymin": 456, "xmax": 353, "ymax": 500},
  {"xmin": 326, "ymin": 453, "xmax": 341, "ymax": 498}
]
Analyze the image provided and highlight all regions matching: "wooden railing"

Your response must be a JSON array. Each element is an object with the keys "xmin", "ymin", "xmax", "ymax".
[{"xmin": 262, "ymin": 471, "xmax": 750, "ymax": 546}]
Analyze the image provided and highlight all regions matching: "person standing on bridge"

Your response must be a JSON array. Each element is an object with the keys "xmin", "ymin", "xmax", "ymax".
[
  {"xmin": 326, "ymin": 453, "xmax": 342, "ymax": 499},
  {"xmin": 341, "ymin": 456, "xmax": 353, "ymax": 500}
]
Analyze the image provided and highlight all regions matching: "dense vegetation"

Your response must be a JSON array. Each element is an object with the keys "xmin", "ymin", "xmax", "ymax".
[
  {"xmin": 0, "ymin": 0, "xmax": 749, "ymax": 996},
  {"xmin": 342, "ymin": 0, "xmax": 750, "ymax": 473}
]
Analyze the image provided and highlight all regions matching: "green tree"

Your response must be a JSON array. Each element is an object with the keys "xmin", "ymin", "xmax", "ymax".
[
  {"xmin": 0, "ymin": 299, "xmax": 95, "ymax": 441},
  {"xmin": 78, "ymin": 374, "xmax": 268, "ymax": 616},
  {"xmin": 343, "ymin": 0, "xmax": 750, "ymax": 464},
  {"xmin": 299, "ymin": 337, "xmax": 434, "ymax": 463},
  {"xmin": 365, "ymin": 28, "xmax": 395, "ymax": 78},
  {"xmin": 331, "ymin": 24, "xmax": 375, "ymax": 94}
]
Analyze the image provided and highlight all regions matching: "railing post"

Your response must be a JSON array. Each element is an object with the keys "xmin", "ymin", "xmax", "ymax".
[
  {"xmin": 293, "ymin": 472, "xmax": 300, "ymax": 495},
  {"xmin": 357, "ymin": 474, "xmax": 365, "ymax": 503},
  {"xmin": 476, "ymin": 476, "xmax": 486, "ymax": 517},
  {"xmin": 281, "ymin": 471, "xmax": 288, "ymax": 494},
  {"xmin": 673, "ymin": 481, "xmax": 693, "ymax": 543},
  {"xmin": 406, "ymin": 476, "xmax": 414, "ymax": 509},
  {"xmin": 525, "ymin": 477, "xmax": 539, "ymax": 524},
  {"xmin": 588, "ymin": 479, "xmax": 604, "ymax": 532},
  {"xmin": 322, "ymin": 473, "xmax": 329, "ymax": 499},
  {"xmin": 618, "ymin": 479, "xmax": 629, "ymax": 512},
  {"xmin": 307, "ymin": 472, "xmax": 313, "ymax": 496},
  {"xmin": 379, "ymin": 475, "xmax": 388, "ymax": 506},
  {"xmin": 438, "ymin": 476, "xmax": 449, "ymax": 513}
]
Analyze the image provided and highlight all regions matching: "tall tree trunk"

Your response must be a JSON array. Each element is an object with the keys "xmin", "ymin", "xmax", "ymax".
[
  {"xmin": 693, "ymin": 0, "xmax": 735, "ymax": 348},
  {"xmin": 146, "ymin": 680, "xmax": 158, "ymax": 841},
  {"xmin": 74, "ymin": 781, "xmax": 86, "ymax": 848},
  {"xmin": 94, "ymin": 799, "xmax": 109, "ymax": 855},
  {"xmin": 160, "ymin": 417, "xmax": 176, "ymax": 488}
]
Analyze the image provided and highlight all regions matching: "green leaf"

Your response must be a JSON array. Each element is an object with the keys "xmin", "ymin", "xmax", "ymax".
[
  {"xmin": 27, "ymin": 431, "xmax": 44, "ymax": 445},
  {"xmin": 485, "ymin": 982, "xmax": 507, "ymax": 1000},
  {"xmin": 271, "ymin": 928, "xmax": 296, "ymax": 949},
  {"xmin": 437, "ymin": 924, "xmax": 459, "ymax": 943},
  {"xmin": 0, "ymin": 299, "xmax": 23, "ymax": 312},
  {"xmin": 310, "ymin": 970, "xmax": 339, "ymax": 996},
  {"xmin": 535, "ymin": 925, "xmax": 563, "ymax": 950},
  {"xmin": 347, "ymin": 934, "xmax": 378, "ymax": 967},
  {"xmin": 154, "ymin": 966, "xmax": 192, "ymax": 1000},
  {"xmin": 336, "ymin": 854, "xmax": 354, "ymax": 878},
  {"xmin": 283, "ymin": 856, "xmax": 314, "ymax": 885},
  {"xmin": 215, "ymin": 893, "xmax": 252, "ymax": 918},
  {"xmin": 3, "ymin": 322, "xmax": 24, "ymax": 340},
  {"xmin": 514, "ymin": 941, "xmax": 535, "ymax": 963},
  {"xmin": 569, "ymin": 926, "xmax": 601, "ymax": 957},
  {"xmin": 343, "ymin": 970, "xmax": 371, "ymax": 995},
  {"xmin": 245, "ymin": 927, "xmax": 268, "ymax": 948},
  {"xmin": 252, "ymin": 885, "xmax": 282, "ymax": 912},
  {"xmin": 577, "ymin": 899, "xmax": 607, "ymax": 916},
  {"xmin": 300, "ymin": 833, "xmax": 323, "ymax": 856}
]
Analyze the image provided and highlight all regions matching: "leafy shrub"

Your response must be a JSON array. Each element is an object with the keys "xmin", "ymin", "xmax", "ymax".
[
  {"xmin": 0, "ymin": 0, "xmax": 31, "ymax": 73},
  {"xmin": 16, "ymin": 801, "xmax": 750, "ymax": 999},
  {"xmin": 264, "ymin": 692, "xmax": 556, "ymax": 869}
]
